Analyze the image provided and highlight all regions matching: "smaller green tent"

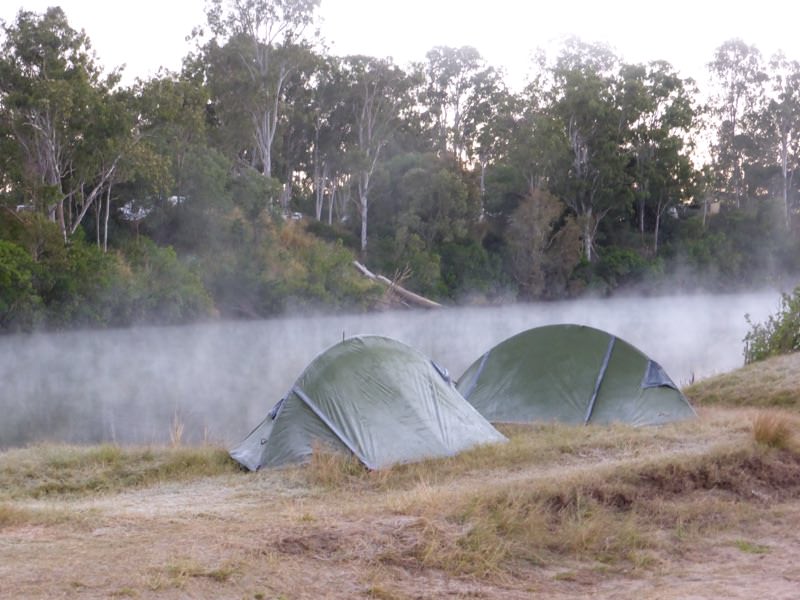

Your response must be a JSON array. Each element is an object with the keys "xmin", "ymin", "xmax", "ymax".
[
  {"xmin": 231, "ymin": 335, "xmax": 506, "ymax": 470},
  {"xmin": 457, "ymin": 324, "xmax": 695, "ymax": 426}
]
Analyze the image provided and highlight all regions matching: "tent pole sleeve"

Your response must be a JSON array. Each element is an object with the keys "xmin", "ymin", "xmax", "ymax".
[
  {"xmin": 461, "ymin": 351, "xmax": 490, "ymax": 400},
  {"xmin": 291, "ymin": 385, "xmax": 375, "ymax": 470},
  {"xmin": 584, "ymin": 336, "xmax": 616, "ymax": 425}
]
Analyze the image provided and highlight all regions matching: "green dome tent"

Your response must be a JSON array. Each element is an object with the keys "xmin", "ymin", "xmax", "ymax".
[
  {"xmin": 231, "ymin": 335, "xmax": 506, "ymax": 470},
  {"xmin": 456, "ymin": 324, "xmax": 695, "ymax": 426}
]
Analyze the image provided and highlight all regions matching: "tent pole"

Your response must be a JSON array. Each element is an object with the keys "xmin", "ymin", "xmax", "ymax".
[
  {"xmin": 584, "ymin": 337, "xmax": 616, "ymax": 424},
  {"xmin": 291, "ymin": 385, "xmax": 376, "ymax": 469}
]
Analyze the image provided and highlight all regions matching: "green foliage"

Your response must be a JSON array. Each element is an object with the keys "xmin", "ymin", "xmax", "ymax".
[
  {"xmin": 199, "ymin": 217, "xmax": 381, "ymax": 318},
  {"xmin": 41, "ymin": 233, "xmax": 126, "ymax": 328},
  {"xmin": 504, "ymin": 189, "xmax": 582, "ymax": 299},
  {"xmin": 2, "ymin": 6, "xmax": 800, "ymax": 329},
  {"xmin": 0, "ymin": 240, "xmax": 43, "ymax": 330},
  {"xmin": 595, "ymin": 247, "xmax": 661, "ymax": 290},
  {"xmin": 569, "ymin": 247, "xmax": 664, "ymax": 296},
  {"xmin": 120, "ymin": 238, "xmax": 215, "ymax": 325},
  {"xmin": 439, "ymin": 239, "xmax": 506, "ymax": 301},
  {"xmin": 744, "ymin": 286, "xmax": 800, "ymax": 363}
]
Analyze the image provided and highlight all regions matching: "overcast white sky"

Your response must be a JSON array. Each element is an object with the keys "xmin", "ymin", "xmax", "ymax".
[{"xmin": 2, "ymin": 1, "xmax": 799, "ymax": 89}]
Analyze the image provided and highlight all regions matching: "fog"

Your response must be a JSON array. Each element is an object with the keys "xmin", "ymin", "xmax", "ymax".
[{"xmin": 0, "ymin": 291, "xmax": 783, "ymax": 448}]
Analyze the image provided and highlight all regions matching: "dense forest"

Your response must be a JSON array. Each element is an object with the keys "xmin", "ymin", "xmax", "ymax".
[{"xmin": 1, "ymin": 1, "xmax": 799, "ymax": 332}]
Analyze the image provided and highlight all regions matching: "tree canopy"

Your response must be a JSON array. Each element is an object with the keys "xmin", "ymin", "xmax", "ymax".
[{"xmin": 1, "ymin": 5, "xmax": 799, "ymax": 332}]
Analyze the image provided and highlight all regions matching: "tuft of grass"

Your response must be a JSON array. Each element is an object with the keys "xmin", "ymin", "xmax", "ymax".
[
  {"xmin": 734, "ymin": 539, "xmax": 770, "ymax": 554},
  {"xmin": 305, "ymin": 442, "xmax": 369, "ymax": 488},
  {"xmin": 0, "ymin": 444, "xmax": 241, "ymax": 500},
  {"xmin": 159, "ymin": 559, "xmax": 240, "ymax": 589},
  {"xmin": 0, "ymin": 502, "xmax": 80, "ymax": 529},
  {"xmin": 752, "ymin": 411, "xmax": 796, "ymax": 449}
]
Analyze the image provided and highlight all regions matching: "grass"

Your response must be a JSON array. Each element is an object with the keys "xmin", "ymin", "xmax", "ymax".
[
  {"xmin": 685, "ymin": 351, "xmax": 800, "ymax": 409},
  {"xmin": 292, "ymin": 413, "xmax": 800, "ymax": 577},
  {"xmin": 0, "ymin": 443, "xmax": 240, "ymax": 500},
  {"xmin": 302, "ymin": 419, "xmax": 716, "ymax": 493},
  {"xmin": 752, "ymin": 411, "xmax": 798, "ymax": 449},
  {"xmin": 389, "ymin": 442, "xmax": 800, "ymax": 576},
  {"xmin": 0, "ymin": 502, "xmax": 81, "ymax": 528},
  {"xmin": 4, "ymin": 353, "xmax": 800, "ymax": 596},
  {"xmin": 734, "ymin": 539, "xmax": 771, "ymax": 554}
]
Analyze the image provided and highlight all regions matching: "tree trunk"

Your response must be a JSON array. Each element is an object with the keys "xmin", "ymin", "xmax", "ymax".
[
  {"xmin": 583, "ymin": 208, "xmax": 594, "ymax": 262},
  {"xmin": 479, "ymin": 157, "xmax": 487, "ymax": 222},
  {"xmin": 103, "ymin": 184, "xmax": 111, "ymax": 253},
  {"xmin": 639, "ymin": 196, "xmax": 645, "ymax": 242},
  {"xmin": 654, "ymin": 198, "xmax": 662, "ymax": 256},
  {"xmin": 782, "ymin": 133, "xmax": 790, "ymax": 230},
  {"xmin": 360, "ymin": 191, "xmax": 368, "ymax": 257},
  {"xmin": 57, "ymin": 200, "xmax": 67, "ymax": 242},
  {"xmin": 95, "ymin": 198, "xmax": 101, "ymax": 249},
  {"xmin": 353, "ymin": 261, "xmax": 442, "ymax": 309}
]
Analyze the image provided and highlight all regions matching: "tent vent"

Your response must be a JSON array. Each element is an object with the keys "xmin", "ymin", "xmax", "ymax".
[
  {"xmin": 641, "ymin": 361, "xmax": 678, "ymax": 390},
  {"xmin": 431, "ymin": 360, "xmax": 451, "ymax": 384},
  {"xmin": 460, "ymin": 351, "xmax": 490, "ymax": 400},
  {"xmin": 268, "ymin": 397, "xmax": 287, "ymax": 420}
]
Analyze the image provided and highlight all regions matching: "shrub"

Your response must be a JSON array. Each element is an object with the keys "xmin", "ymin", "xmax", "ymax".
[
  {"xmin": 0, "ymin": 240, "xmax": 43, "ymax": 330},
  {"xmin": 744, "ymin": 286, "xmax": 800, "ymax": 363}
]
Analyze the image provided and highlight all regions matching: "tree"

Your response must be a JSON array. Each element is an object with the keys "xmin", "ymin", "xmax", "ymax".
[
  {"xmin": 708, "ymin": 39, "xmax": 767, "ymax": 208},
  {"xmin": 542, "ymin": 40, "xmax": 634, "ymax": 261},
  {"xmin": 341, "ymin": 56, "xmax": 414, "ymax": 256},
  {"xmin": 461, "ymin": 68, "xmax": 518, "ymax": 218},
  {"xmin": 0, "ymin": 8, "xmax": 132, "ymax": 241},
  {"xmin": 763, "ymin": 53, "xmax": 800, "ymax": 229},
  {"xmin": 419, "ymin": 46, "xmax": 495, "ymax": 163},
  {"xmin": 202, "ymin": 0, "xmax": 320, "ymax": 182},
  {"xmin": 624, "ymin": 61, "xmax": 698, "ymax": 253},
  {"xmin": 505, "ymin": 188, "xmax": 581, "ymax": 299}
]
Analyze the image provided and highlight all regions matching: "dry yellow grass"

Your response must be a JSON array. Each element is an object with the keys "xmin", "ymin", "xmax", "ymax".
[
  {"xmin": 3, "ymin": 356, "xmax": 800, "ymax": 598},
  {"xmin": 751, "ymin": 410, "xmax": 799, "ymax": 449},
  {"xmin": 0, "ymin": 444, "xmax": 239, "ymax": 500},
  {"xmin": 686, "ymin": 351, "xmax": 800, "ymax": 409}
]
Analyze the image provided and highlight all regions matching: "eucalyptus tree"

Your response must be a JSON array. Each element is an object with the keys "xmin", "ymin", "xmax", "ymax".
[
  {"xmin": 307, "ymin": 55, "xmax": 355, "ymax": 223},
  {"xmin": 340, "ymin": 55, "xmax": 415, "ymax": 256},
  {"xmin": 762, "ymin": 53, "xmax": 800, "ymax": 229},
  {"xmin": 419, "ymin": 45, "xmax": 497, "ymax": 164},
  {"xmin": 623, "ymin": 60, "xmax": 698, "ymax": 253},
  {"xmin": 541, "ymin": 40, "xmax": 634, "ymax": 262},
  {"xmin": 707, "ymin": 39, "xmax": 767, "ymax": 209},
  {"xmin": 0, "ymin": 7, "xmax": 132, "ymax": 242},
  {"xmin": 461, "ymin": 69, "xmax": 518, "ymax": 217},
  {"xmin": 201, "ymin": 0, "xmax": 320, "ymax": 186}
]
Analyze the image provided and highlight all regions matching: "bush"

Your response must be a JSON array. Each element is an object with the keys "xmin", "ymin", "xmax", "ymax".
[
  {"xmin": 120, "ymin": 238, "xmax": 215, "ymax": 325},
  {"xmin": 0, "ymin": 240, "xmax": 43, "ymax": 330},
  {"xmin": 744, "ymin": 286, "xmax": 800, "ymax": 363}
]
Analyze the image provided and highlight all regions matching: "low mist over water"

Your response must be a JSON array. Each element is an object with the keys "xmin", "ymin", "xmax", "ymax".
[{"xmin": 0, "ymin": 291, "xmax": 782, "ymax": 448}]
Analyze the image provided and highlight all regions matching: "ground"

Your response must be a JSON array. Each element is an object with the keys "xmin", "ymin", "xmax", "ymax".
[{"xmin": 3, "ymin": 406, "xmax": 800, "ymax": 599}]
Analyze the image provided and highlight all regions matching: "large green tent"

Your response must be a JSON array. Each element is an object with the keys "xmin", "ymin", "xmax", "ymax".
[
  {"xmin": 231, "ymin": 335, "xmax": 506, "ymax": 470},
  {"xmin": 456, "ymin": 324, "xmax": 695, "ymax": 426}
]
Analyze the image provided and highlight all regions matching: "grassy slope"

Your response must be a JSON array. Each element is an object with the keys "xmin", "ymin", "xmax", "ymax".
[
  {"xmin": 685, "ymin": 351, "xmax": 800, "ymax": 409},
  {"xmin": 1, "ymin": 354, "xmax": 800, "ymax": 598}
]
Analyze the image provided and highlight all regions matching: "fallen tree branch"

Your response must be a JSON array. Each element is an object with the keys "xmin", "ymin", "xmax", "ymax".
[{"xmin": 353, "ymin": 261, "xmax": 442, "ymax": 309}]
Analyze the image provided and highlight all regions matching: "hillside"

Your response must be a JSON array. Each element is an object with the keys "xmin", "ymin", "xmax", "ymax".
[{"xmin": 2, "ymin": 355, "xmax": 800, "ymax": 599}]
